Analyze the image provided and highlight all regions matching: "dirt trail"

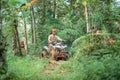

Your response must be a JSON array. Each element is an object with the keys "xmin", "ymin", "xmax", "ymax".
[{"xmin": 44, "ymin": 60, "xmax": 66, "ymax": 74}]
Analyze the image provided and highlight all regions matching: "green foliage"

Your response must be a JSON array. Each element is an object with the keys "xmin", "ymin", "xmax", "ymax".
[
  {"xmin": 6, "ymin": 53, "xmax": 49, "ymax": 80},
  {"xmin": 28, "ymin": 43, "xmax": 42, "ymax": 55},
  {"xmin": 2, "ymin": 36, "xmax": 120, "ymax": 80},
  {"xmin": 61, "ymin": 55, "xmax": 120, "ymax": 80},
  {"xmin": 2, "ymin": 0, "xmax": 120, "ymax": 80},
  {"xmin": 72, "ymin": 33, "xmax": 120, "ymax": 56},
  {"xmin": 0, "ymin": 36, "xmax": 7, "ymax": 76},
  {"xmin": 1, "ymin": 33, "xmax": 120, "ymax": 80}
]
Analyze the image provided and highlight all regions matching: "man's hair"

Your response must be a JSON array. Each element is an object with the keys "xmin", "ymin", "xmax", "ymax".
[
  {"xmin": 52, "ymin": 29, "xmax": 56, "ymax": 32},
  {"xmin": 97, "ymin": 28, "xmax": 101, "ymax": 30}
]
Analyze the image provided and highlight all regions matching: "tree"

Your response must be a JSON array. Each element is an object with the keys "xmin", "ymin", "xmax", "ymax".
[
  {"xmin": 30, "ymin": 6, "xmax": 36, "ymax": 44},
  {"xmin": 23, "ymin": 18, "xmax": 28, "ymax": 53},
  {"xmin": 83, "ymin": 1, "xmax": 90, "ymax": 33},
  {"xmin": 0, "ymin": 0, "xmax": 7, "ymax": 76},
  {"xmin": 13, "ymin": 19, "xmax": 22, "ymax": 56}
]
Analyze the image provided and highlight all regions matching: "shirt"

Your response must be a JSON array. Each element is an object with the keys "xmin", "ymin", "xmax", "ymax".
[{"xmin": 48, "ymin": 34, "xmax": 62, "ymax": 43}]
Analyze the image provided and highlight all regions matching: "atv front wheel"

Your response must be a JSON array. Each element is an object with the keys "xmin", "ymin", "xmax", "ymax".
[{"xmin": 40, "ymin": 50, "xmax": 47, "ymax": 58}]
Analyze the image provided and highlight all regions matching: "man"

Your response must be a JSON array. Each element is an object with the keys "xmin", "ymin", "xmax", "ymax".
[
  {"xmin": 48, "ymin": 29, "xmax": 64, "ymax": 59},
  {"xmin": 48, "ymin": 29, "xmax": 63, "ymax": 44},
  {"xmin": 96, "ymin": 28, "xmax": 102, "ymax": 35}
]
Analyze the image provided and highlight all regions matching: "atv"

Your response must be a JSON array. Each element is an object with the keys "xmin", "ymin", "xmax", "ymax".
[{"xmin": 40, "ymin": 41, "xmax": 71, "ymax": 61}]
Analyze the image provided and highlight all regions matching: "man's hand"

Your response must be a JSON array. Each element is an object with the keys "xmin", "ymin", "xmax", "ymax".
[{"xmin": 62, "ymin": 40, "xmax": 66, "ymax": 42}]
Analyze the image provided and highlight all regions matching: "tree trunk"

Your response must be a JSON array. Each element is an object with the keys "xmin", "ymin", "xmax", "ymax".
[
  {"xmin": 13, "ymin": 19, "xmax": 22, "ymax": 56},
  {"xmin": 53, "ymin": 0, "xmax": 56, "ymax": 18},
  {"xmin": 84, "ymin": 3, "xmax": 90, "ymax": 33},
  {"xmin": 13, "ymin": 28, "xmax": 18, "ymax": 55},
  {"xmin": 23, "ymin": 18, "xmax": 28, "ymax": 53},
  {"xmin": 30, "ymin": 6, "xmax": 36, "ymax": 44},
  {"xmin": 42, "ymin": 0, "xmax": 46, "ymax": 24},
  {"xmin": 0, "ymin": 1, "xmax": 7, "ymax": 75},
  {"xmin": 30, "ymin": 6, "xmax": 34, "ymax": 43},
  {"xmin": 0, "ymin": 3, "xmax": 1, "ymax": 35}
]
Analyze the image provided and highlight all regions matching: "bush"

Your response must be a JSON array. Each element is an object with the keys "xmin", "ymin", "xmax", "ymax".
[
  {"xmin": 72, "ymin": 33, "xmax": 120, "ymax": 57},
  {"xmin": 57, "ymin": 33, "xmax": 120, "ymax": 80},
  {"xmin": 59, "ymin": 55, "xmax": 120, "ymax": 80}
]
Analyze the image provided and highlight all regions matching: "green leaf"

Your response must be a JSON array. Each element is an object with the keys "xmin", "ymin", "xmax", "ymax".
[
  {"xmin": 22, "ymin": 10, "xmax": 29, "ymax": 17},
  {"xmin": 8, "ymin": 0, "xmax": 18, "ymax": 6}
]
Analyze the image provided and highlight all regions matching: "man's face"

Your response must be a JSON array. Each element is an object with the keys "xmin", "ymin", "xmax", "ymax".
[
  {"xmin": 52, "ymin": 31, "xmax": 56, "ymax": 35},
  {"xmin": 96, "ymin": 30, "xmax": 101, "ymax": 34}
]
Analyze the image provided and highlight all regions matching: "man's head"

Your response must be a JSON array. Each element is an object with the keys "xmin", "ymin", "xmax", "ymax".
[
  {"xmin": 96, "ymin": 28, "xmax": 102, "ymax": 35},
  {"xmin": 52, "ymin": 29, "xmax": 56, "ymax": 35}
]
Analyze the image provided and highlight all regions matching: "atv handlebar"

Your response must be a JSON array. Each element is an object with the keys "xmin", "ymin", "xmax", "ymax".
[{"xmin": 49, "ymin": 40, "xmax": 66, "ymax": 45}]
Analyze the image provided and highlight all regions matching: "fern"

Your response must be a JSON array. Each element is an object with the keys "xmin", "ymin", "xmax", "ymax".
[{"xmin": 72, "ymin": 33, "xmax": 120, "ymax": 58}]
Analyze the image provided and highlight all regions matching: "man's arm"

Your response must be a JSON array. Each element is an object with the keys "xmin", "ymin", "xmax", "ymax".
[
  {"xmin": 56, "ymin": 36, "xmax": 62, "ymax": 41},
  {"xmin": 48, "ymin": 35, "xmax": 52, "ymax": 43}
]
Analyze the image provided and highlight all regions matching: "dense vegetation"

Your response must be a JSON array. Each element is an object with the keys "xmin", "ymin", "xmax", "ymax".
[{"xmin": 1, "ymin": 0, "xmax": 120, "ymax": 80}]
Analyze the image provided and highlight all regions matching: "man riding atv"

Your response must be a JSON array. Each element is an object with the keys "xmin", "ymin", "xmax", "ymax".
[
  {"xmin": 40, "ymin": 29, "xmax": 71, "ymax": 60},
  {"xmin": 48, "ymin": 29, "xmax": 64, "ymax": 44}
]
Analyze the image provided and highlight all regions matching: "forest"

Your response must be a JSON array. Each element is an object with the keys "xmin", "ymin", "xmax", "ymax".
[{"xmin": 0, "ymin": 0, "xmax": 120, "ymax": 80}]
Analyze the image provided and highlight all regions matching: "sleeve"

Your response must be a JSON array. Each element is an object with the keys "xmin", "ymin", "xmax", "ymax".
[
  {"xmin": 56, "ymin": 36, "xmax": 62, "ymax": 41},
  {"xmin": 48, "ymin": 35, "xmax": 52, "ymax": 43}
]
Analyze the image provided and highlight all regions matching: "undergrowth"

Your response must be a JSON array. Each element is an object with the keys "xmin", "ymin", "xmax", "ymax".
[{"xmin": 1, "ymin": 33, "xmax": 120, "ymax": 80}]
